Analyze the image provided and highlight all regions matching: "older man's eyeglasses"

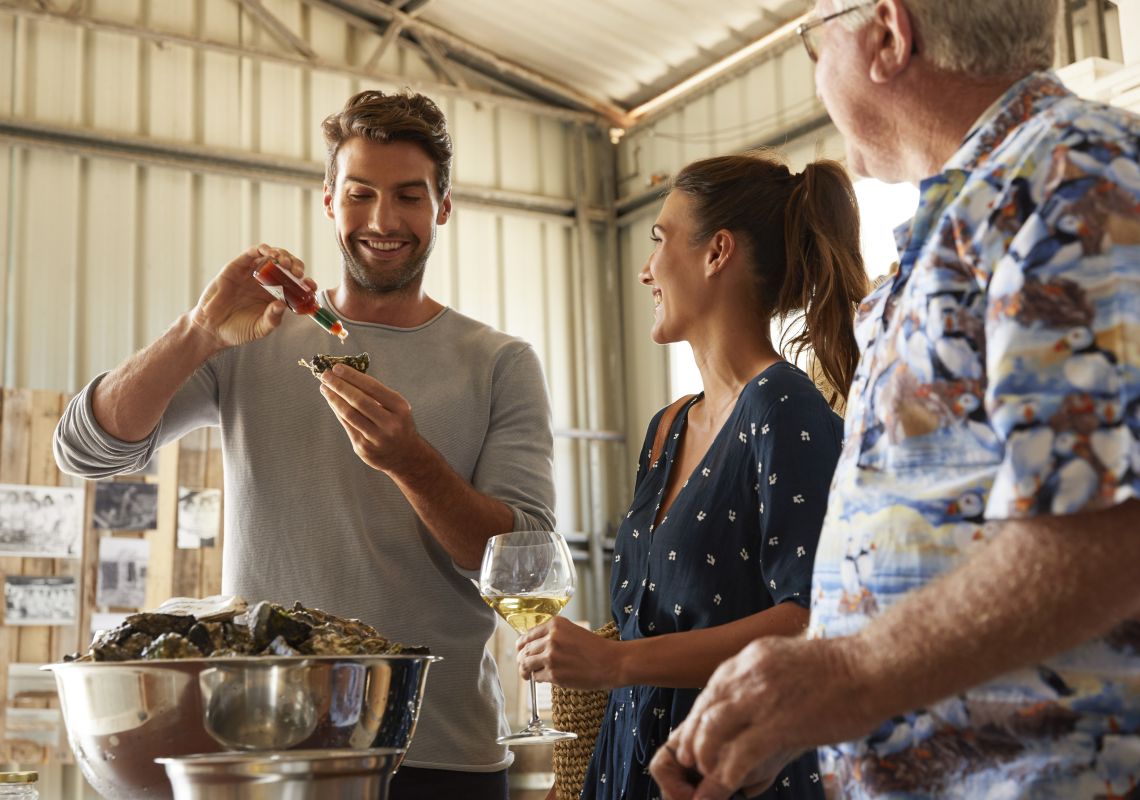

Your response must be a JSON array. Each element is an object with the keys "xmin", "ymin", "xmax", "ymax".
[{"xmin": 795, "ymin": 3, "xmax": 875, "ymax": 62}]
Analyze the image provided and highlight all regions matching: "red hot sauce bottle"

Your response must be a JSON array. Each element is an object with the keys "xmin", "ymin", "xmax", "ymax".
[{"xmin": 252, "ymin": 260, "xmax": 348, "ymax": 341}]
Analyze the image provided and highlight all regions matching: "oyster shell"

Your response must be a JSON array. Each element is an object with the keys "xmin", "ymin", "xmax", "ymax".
[
  {"xmin": 240, "ymin": 601, "xmax": 313, "ymax": 651},
  {"xmin": 142, "ymin": 633, "xmax": 203, "ymax": 660},
  {"xmin": 298, "ymin": 353, "xmax": 369, "ymax": 378},
  {"xmin": 154, "ymin": 595, "xmax": 248, "ymax": 622},
  {"xmin": 65, "ymin": 596, "xmax": 428, "ymax": 661}
]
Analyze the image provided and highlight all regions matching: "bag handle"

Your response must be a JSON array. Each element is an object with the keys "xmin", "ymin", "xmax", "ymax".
[{"xmin": 649, "ymin": 394, "xmax": 696, "ymax": 468}]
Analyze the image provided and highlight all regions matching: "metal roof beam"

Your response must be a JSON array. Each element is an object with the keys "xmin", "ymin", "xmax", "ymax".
[
  {"xmin": 410, "ymin": 30, "xmax": 469, "ymax": 89},
  {"xmin": 626, "ymin": 12, "xmax": 810, "ymax": 132},
  {"xmin": 0, "ymin": 1, "xmax": 602, "ymax": 125},
  {"xmin": 0, "ymin": 115, "xmax": 599, "ymax": 221},
  {"xmin": 405, "ymin": 0, "xmax": 438, "ymax": 18},
  {"xmin": 363, "ymin": 18, "xmax": 403, "ymax": 70},
  {"xmin": 234, "ymin": 0, "xmax": 318, "ymax": 60},
  {"xmin": 320, "ymin": 0, "xmax": 632, "ymax": 126}
]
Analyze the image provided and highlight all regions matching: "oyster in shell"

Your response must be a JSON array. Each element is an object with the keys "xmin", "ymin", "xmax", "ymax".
[
  {"xmin": 298, "ymin": 353, "xmax": 369, "ymax": 378},
  {"xmin": 65, "ymin": 596, "xmax": 428, "ymax": 661},
  {"xmin": 142, "ymin": 633, "xmax": 203, "ymax": 660}
]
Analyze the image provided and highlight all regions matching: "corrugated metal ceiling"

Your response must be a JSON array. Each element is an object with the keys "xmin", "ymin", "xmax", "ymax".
[
  {"xmin": 409, "ymin": 0, "xmax": 805, "ymax": 108},
  {"xmin": 0, "ymin": 0, "xmax": 810, "ymax": 130},
  {"xmin": 319, "ymin": 0, "xmax": 810, "ymax": 125}
]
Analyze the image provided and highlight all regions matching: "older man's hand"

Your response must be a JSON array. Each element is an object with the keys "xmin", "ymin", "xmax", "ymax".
[{"xmin": 650, "ymin": 635, "xmax": 873, "ymax": 800}]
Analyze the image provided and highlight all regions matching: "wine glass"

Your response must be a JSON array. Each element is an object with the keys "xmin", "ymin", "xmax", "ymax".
[{"xmin": 479, "ymin": 530, "xmax": 577, "ymax": 745}]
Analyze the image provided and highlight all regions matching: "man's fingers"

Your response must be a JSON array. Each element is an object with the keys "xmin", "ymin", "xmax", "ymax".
[
  {"xmin": 255, "ymin": 243, "xmax": 304, "ymax": 273},
  {"xmin": 708, "ymin": 738, "xmax": 782, "ymax": 800},
  {"xmin": 255, "ymin": 301, "xmax": 286, "ymax": 335},
  {"xmin": 690, "ymin": 773, "xmax": 737, "ymax": 800},
  {"xmin": 226, "ymin": 244, "xmax": 266, "ymax": 275},
  {"xmin": 325, "ymin": 365, "xmax": 408, "ymax": 411},
  {"xmin": 320, "ymin": 375, "xmax": 387, "ymax": 426},
  {"xmin": 672, "ymin": 684, "xmax": 720, "ymax": 765},
  {"xmin": 319, "ymin": 384, "xmax": 377, "ymax": 449},
  {"xmin": 690, "ymin": 703, "xmax": 751, "ymax": 779},
  {"xmin": 649, "ymin": 746, "xmax": 697, "ymax": 800},
  {"xmin": 671, "ymin": 719, "xmax": 699, "ymax": 768}
]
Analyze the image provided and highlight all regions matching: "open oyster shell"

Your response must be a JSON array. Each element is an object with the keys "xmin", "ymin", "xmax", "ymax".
[{"xmin": 298, "ymin": 353, "xmax": 370, "ymax": 377}]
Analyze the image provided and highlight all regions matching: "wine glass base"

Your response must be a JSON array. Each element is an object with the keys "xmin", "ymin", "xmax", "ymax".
[{"xmin": 497, "ymin": 727, "xmax": 577, "ymax": 746}]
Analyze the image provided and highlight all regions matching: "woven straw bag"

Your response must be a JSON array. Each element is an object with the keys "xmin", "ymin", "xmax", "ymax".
[{"xmin": 550, "ymin": 620, "xmax": 619, "ymax": 800}]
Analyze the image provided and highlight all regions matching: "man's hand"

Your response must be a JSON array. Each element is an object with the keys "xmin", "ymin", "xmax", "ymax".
[
  {"xmin": 650, "ymin": 744, "xmax": 769, "ymax": 800},
  {"xmin": 652, "ymin": 499, "xmax": 1140, "ymax": 799},
  {"xmin": 516, "ymin": 616, "xmax": 623, "ymax": 690},
  {"xmin": 318, "ymin": 363, "xmax": 429, "ymax": 476},
  {"xmin": 651, "ymin": 636, "xmax": 870, "ymax": 800},
  {"xmin": 317, "ymin": 359, "xmax": 516, "ymax": 568},
  {"xmin": 189, "ymin": 243, "xmax": 311, "ymax": 349},
  {"xmin": 89, "ymin": 243, "xmax": 310, "ymax": 442}
]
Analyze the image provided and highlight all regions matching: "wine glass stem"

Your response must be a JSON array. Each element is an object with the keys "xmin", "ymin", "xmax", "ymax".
[{"xmin": 527, "ymin": 675, "xmax": 543, "ymax": 729}]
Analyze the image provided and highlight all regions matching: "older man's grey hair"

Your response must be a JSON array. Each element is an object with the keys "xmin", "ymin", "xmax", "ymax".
[{"xmin": 837, "ymin": 0, "xmax": 1056, "ymax": 77}]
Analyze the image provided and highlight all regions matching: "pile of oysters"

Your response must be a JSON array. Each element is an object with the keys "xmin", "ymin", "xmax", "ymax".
[{"xmin": 66, "ymin": 595, "xmax": 429, "ymax": 662}]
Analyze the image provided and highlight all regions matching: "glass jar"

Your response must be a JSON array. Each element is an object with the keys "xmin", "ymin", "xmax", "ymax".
[{"xmin": 0, "ymin": 771, "xmax": 38, "ymax": 799}]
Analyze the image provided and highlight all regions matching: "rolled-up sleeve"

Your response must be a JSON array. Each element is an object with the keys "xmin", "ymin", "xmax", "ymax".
[{"xmin": 54, "ymin": 364, "xmax": 223, "ymax": 479}]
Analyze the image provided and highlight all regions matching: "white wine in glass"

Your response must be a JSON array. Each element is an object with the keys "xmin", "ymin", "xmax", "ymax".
[{"xmin": 479, "ymin": 530, "xmax": 577, "ymax": 745}]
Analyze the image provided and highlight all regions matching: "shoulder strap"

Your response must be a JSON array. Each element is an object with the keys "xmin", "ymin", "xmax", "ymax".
[{"xmin": 649, "ymin": 394, "xmax": 696, "ymax": 468}]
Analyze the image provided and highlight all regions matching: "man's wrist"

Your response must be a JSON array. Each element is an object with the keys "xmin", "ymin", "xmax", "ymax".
[
  {"xmin": 827, "ymin": 632, "xmax": 888, "ymax": 737},
  {"xmin": 386, "ymin": 436, "xmax": 439, "ymax": 486},
  {"xmin": 177, "ymin": 311, "xmax": 229, "ymax": 360}
]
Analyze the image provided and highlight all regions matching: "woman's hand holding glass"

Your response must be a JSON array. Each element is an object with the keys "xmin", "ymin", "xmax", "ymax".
[
  {"xmin": 479, "ymin": 530, "xmax": 578, "ymax": 745},
  {"xmin": 517, "ymin": 616, "xmax": 621, "ymax": 691}
]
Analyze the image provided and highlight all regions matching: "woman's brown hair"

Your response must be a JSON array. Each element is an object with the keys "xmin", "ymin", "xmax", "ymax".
[{"xmin": 671, "ymin": 151, "xmax": 868, "ymax": 407}]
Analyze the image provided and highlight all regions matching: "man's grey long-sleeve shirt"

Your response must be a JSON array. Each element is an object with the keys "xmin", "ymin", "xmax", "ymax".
[{"xmin": 54, "ymin": 301, "xmax": 556, "ymax": 771}]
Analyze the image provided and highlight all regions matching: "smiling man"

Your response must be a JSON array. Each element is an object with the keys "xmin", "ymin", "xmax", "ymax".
[
  {"xmin": 650, "ymin": 1, "xmax": 1140, "ymax": 799},
  {"xmin": 54, "ymin": 90, "xmax": 556, "ymax": 800}
]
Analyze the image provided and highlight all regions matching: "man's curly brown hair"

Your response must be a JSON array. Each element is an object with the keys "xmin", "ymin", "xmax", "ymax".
[{"xmin": 321, "ymin": 90, "xmax": 453, "ymax": 199}]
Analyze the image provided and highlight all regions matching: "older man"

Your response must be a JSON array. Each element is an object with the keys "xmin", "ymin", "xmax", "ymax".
[{"xmin": 652, "ymin": 1, "xmax": 1140, "ymax": 798}]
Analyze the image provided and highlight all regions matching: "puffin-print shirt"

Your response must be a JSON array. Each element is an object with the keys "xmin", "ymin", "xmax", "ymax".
[
  {"xmin": 809, "ymin": 71, "xmax": 1140, "ymax": 799},
  {"xmin": 582, "ymin": 362, "xmax": 841, "ymax": 800}
]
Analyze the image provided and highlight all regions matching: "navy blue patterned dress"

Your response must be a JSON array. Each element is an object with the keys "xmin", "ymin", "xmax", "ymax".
[{"xmin": 581, "ymin": 362, "xmax": 842, "ymax": 800}]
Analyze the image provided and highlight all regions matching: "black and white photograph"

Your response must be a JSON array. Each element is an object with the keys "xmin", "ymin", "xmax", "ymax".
[
  {"xmin": 3, "ymin": 576, "xmax": 77, "ymax": 626},
  {"xmin": 177, "ymin": 487, "xmax": 222, "ymax": 549},
  {"xmin": 97, "ymin": 537, "xmax": 150, "ymax": 609},
  {"xmin": 92, "ymin": 481, "xmax": 159, "ymax": 531},
  {"xmin": 4, "ymin": 706, "xmax": 63, "ymax": 747},
  {"xmin": 0, "ymin": 483, "xmax": 85, "ymax": 558},
  {"xmin": 7, "ymin": 663, "xmax": 59, "ymax": 701}
]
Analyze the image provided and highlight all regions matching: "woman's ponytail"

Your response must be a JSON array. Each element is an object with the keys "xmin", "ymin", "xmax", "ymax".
[
  {"xmin": 781, "ymin": 161, "xmax": 868, "ymax": 408},
  {"xmin": 672, "ymin": 153, "xmax": 867, "ymax": 410}
]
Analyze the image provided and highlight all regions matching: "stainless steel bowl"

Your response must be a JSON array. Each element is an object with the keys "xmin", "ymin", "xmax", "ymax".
[
  {"xmin": 45, "ymin": 655, "xmax": 438, "ymax": 800},
  {"xmin": 157, "ymin": 748, "xmax": 402, "ymax": 800}
]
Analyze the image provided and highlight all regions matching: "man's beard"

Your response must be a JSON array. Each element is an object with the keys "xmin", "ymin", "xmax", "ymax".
[{"xmin": 337, "ymin": 232, "xmax": 433, "ymax": 295}]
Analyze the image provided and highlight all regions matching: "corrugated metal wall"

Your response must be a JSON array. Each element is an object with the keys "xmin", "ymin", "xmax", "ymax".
[
  {"xmin": 614, "ymin": 38, "xmax": 847, "ymax": 444},
  {"xmin": 13, "ymin": 3, "xmax": 1120, "ymax": 626},
  {"xmin": 0, "ymin": 0, "xmax": 628, "ymax": 621}
]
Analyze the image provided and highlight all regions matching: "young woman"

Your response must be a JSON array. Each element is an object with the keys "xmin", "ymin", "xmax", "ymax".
[{"xmin": 518, "ymin": 151, "xmax": 868, "ymax": 800}]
